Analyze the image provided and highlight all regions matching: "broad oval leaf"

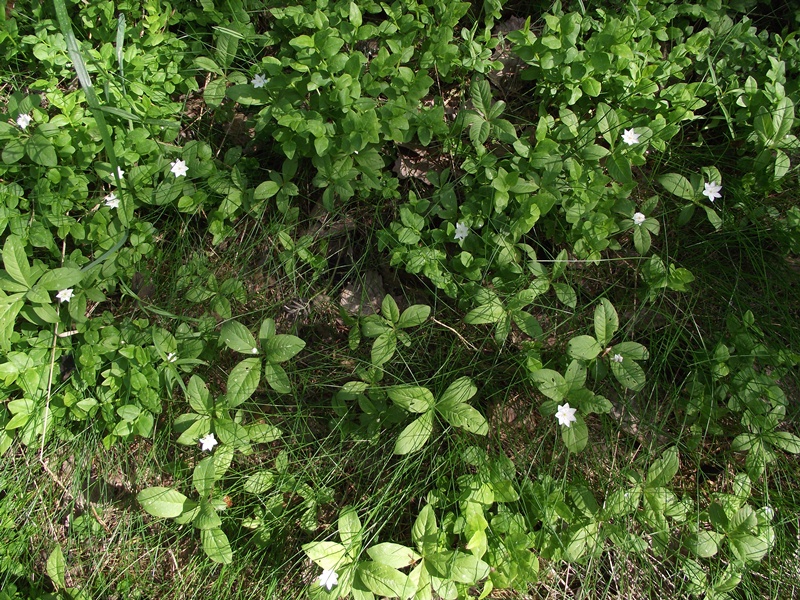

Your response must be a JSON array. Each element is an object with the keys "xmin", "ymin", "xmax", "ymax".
[
  {"xmin": 246, "ymin": 422, "xmax": 282, "ymax": 444},
  {"xmin": 438, "ymin": 377, "xmax": 477, "ymax": 407},
  {"xmin": 367, "ymin": 543, "xmax": 421, "ymax": 569},
  {"xmin": 187, "ymin": 375, "xmax": 212, "ymax": 415},
  {"xmin": 137, "ymin": 487, "xmax": 190, "ymax": 518},
  {"xmin": 220, "ymin": 320, "xmax": 258, "ymax": 354},
  {"xmin": 610, "ymin": 357, "xmax": 646, "ymax": 391},
  {"xmin": 371, "ymin": 331, "xmax": 397, "ymax": 366},
  {"xmin": 412, "ymin": 505, "xmax": 438, "ymax": 555},
  {"xmin": 464, "ymin": 302, "xmax": 505, "ymax": 325},
  {"xmin": 215, "ymin": 419, "xmax": 249, "ymax": 448},
  {"xmin": 193, "ymin": 455, "xmax": 217, "ymax": 496},
  {"xmin": 381, "ymin": 294, "xmax": 400, "ymax": 323},
  {"xmin": 264, "ymin": 361, "xmax": 291, "ymax": 394},
  {"xmin": 302, "ymin": 541, "xmax": 348, "ymax": 570},
  {"xmin": 194, "ymin": 498, "xmax": 223, "ymax": 530},
  {"xmin": 388, "ymin": 385, "xmax": 435, "ymax": 413},
  {"xmin": 201, "ymin": 527, "xmax": 233, "ymax": 564},
  {"xmin": 530, "ymin": 369, "xmax": 568, "ymax": 402},
  {"xmin": 566, "ymin": 335, "xmax": 602, "ymax": 360},
  {"xmin": 227, "ymin": 357, "xmax": 261, "ymax": 407},
  {"xmin": 437, "ymin": 402, "xmax": 488, "ymax": 435},
  {"xmin": 338, "ymin": 506, "xmax": 363, "ymax": 557},
  {"xmin": 646, "ymin": 447, "xmax": 679, "ymax": 489},
  {"xmin": 394, "ymin": 412, "xmax": 434, "ymax": 455},
  {"xmin": 658, "ymin": 173, "xmax": 695, "ymax": 200},
  {"xmin": 561, "ymin": 415, "xmax": 588, "ymax": 453},
  {"xmin": 358, "ymin": 561, "xmax": 411, "ymax": 597},
  {"xmin": 397, "ymin": 304, "xmax": 431, "ymax": 329},
  {"xmin": 264, "ymin": 334, "xmax": 305, "ymax": 363},
  {"xmin": 612, "ymin": 342, "xmax": 649, "ymax": 360},
  {"xmin": 594, "ymin": 298, "xmax": 618, "ymax": 347},
  {"xmin": 36, "ymin": 268, "xmax": 83, "ymax": 291},
  {"xmin": 244, "ymin": 470, "xmax": 276, "ymax": 494}
]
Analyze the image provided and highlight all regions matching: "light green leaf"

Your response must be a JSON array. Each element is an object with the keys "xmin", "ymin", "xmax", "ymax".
[
  {"xmin": 561, "ymin": 415, "xmax": 588, "ymax": 453},
  {"xmin": 412, "ymin": 505, "xmax": 438, "ymax": 555},
  {"xmin": 658, "ymin": 173, "xmax": 695, "ymax": 200},
  {"xmin": 367, "ymin": 543, "xmax": 421, "ymax": 568},
  {"xmin": 247, "ymin": 422, "xmax": 282, "ymax": 444},
  {"xmin": 438, "ymin": 377, "xmax": 477, "ymax": 407},
  {"xmin": 688, "ymin": 530, "xmax": 721, "ymax": 558},
  {"xmin": 215, "ymin": 419, "xmax": 249, "ymax": 448},
  {"xmin": 264, "ymin": 334, "xmax": 306, "ymax": 363},
  {"xmin": 46, "ymin": 545, "xmax": 66, "ymax": 590},
  {"xmin": 303, "ymin": 541, "xmax": 348, "ymax": 570},
  {"xmin": 530, "ymin": 369, "xmax": 569, "ymax": 402},
  {"xmin": 244, "ymin": 470, "xmax": 276, "ymax": 494},
  {"xmin": 381, "ymin": 294, "xmax": 400, "ymax": 323},
  {"xmin": 194, "ymin": 498, "xmax": 223, "ymax": 530},
  {"xmin": 766, "ymin": 431, "xmax": 800, "ymax": 453},
  {"xmin": 610, "ymin": 357, "xmax": 646, "ymax": 390},
  {"xmin": 594, "ymin": 298, "xmax": 618, "ymax": 346},
  {"xmin": 464, "ymin": 302, "xmax": 505, "ymax": 324},
  {"xmin": 137, "ymin": 487, "xmax": 190, "ymax": 518},
  {"xmin": 3, "ymin": 235, "xmax": 31, "ymax": 287},
  {"xmin": 187, "ymin": 375, "xmax": 213, "ymax": 415},
  {"xmin": 264, "ymin": 361, "xmax": 291, "ymax": 394},
  {"xmin": 612, "ymin": 342, "xmax": 649, "ymax": 360},
  {"xmin": 36, "ymin": 268, "xmax": 83, "ymax": 291},
  {"xmin": 388, "ymin": 386, "xmax": 435, "ymax": 413},
  {"xmin": 201, "ymin": 527, "xmax": 233, "ymax": 564},
  {"xmin": 226, "ymin": 358, "xmax": 261, "ymax": 407},
  {"xmin": 193, "ymin": 455, "xmax": 217, "ymax": 496},
  {"xmin": 553, "ymin": 283, "xmax": 577, "ymax": 308},
  {"xmin": 371, "ymin": 330, "xmax": 397, "ymax": 366},
  {"xmin": 437, "ymin": 402, "xmax": 488, "ymax": 435},
  {"xmin": 397, "ymin": 304, "xmax": 431, "ymax": 329},
  {"xmin": 729, "ymin": 534, "xmax": 769, "ymax": 563},
  {"xmin": 220, "ymin": 320, "xmax": 258, "ymax": 354},
  {"xmin": 26, "ymin": 134, "xmax": 58, "ymax": 167},
  {"xmin": 607, "ymin": 150, "xmax": 632, "ymax": 184},
  {"xmin": 203, "ymin": 77, "xmax": 227, "ymax": 108},
  {"xmin": 359, "ymin": 561, "xmax": 411, "ymax": 597},
  {"xmin": 566, "ymin": 335, "xmax": 602, "ymax": 360},
  {"xmin": 646, "ymin": 447, "xmax": 679, "ymax": 488},
  {"xmin": 445, "ymin": 552, "xmax": 490, "ymax": 584},
  {"xmin": 394, "ymin": 412, "xmax": 434, "ymax": 455}
]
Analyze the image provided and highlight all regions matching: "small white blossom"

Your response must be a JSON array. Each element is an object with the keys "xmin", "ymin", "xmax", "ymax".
[
  {"xmin": 702, "ymin": 181, "xmax": 722, "ymax": 202},
  {"xmin": 252, "ymin": 74, "xmax": 267, "ymax": 88},
  {"xmin": 16, "ymin": 113, "xmax": 32, "ymax": 130},
  {"xmin": 56, "ymin": 288, "xmax": 74, "ymax": 303},
  {"xmin": 166, "ymin": 352, "xmax": 177, "ymax": 363},
  {"xmin": 555, "ymin": 403, "xmax": 577, "ymax": 427},
  {"xmin": 633, "ymin": 212, "xmax": 646, "ymax": 226},
  {"xmin": 170, "ymin": 159, "xmax": 188, "ymax": 178},
  {"xmin": 252, "ymin": 347, "xmax": 259, "ymax": 354},
  {"xmin": 318, "ymin": 569, "xmax": 338, "ymax": 591},
  {"xmin": 199, "ymin": 433, "xmax": 218, "ymax": 452},
  {"xmin": 116, "ymin": 166, "xmax": 125, "ymax": 179},
  {"xmin": 454, "ymin": 222, "xmax": 469, "ymax": 242},
  {"xmin": 622, "ymin": 128, "xmax": 640, "ymax": 145},
  {"xmin": 104, "ymin": 192, "xmax": 120, "ymax": 209},
  {"xmin": 613, "ymin": 353, "xmax": 624, "ymax": 363}
]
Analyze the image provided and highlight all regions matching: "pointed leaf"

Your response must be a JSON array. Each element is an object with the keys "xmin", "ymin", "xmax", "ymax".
[
  {"xmin": 227, "ymin": 357, "xmax": 261, "ymax": 407},
  {"xmin": 264, "ymin": 361, "xmax": 291, "ymax": 394},
  {"xmin": 201, "ymin": 527, "xmax": 233, "ymax": 564},
  {"xmin": 264, "ymin": 334, "xmax": 305, "ymax": 362},
  {"xmin": 594, "ymin": 298, "xmax": 618, "ymax": 346},
  {"xmin": 220, "ymin": 320, "xmax": 259, "ymax": 354},
  {"xmin": 303, "ymin": 541, "xmax": 348, "ymax": 570},
  {"xmin": 658, "ymin": 173, "xmax": 695, "ymax": 200},
  {"xmin": 412, "ymin": 505, "xmax": 438, "ymax": 555},
  {"xmin": 193, "ymin": 455, "xmax": 217, "ymax": 496},
  {"xmin": 610, "ymin": 357, "xmax": 646, "ymax": 390},
  {"xmin": 438, "ymin": 377, "xmax": 477, "ymax": 407},
  {"xmin": 394, "ymin": 412, "xmax": 433, "ymax": 455},
  {"xmin": 437, "ymin": 402, "xmax": 488, "ymax": 435},
  {"xmin": 46, "ymin": 545, "xmax": 66, "ymax": 590},
  {"xmin": 194, "ymin": 499, "xmax": 223, "ymax": 530},
  {"xmin": 530, "ymin": 369, "xmax": 568, "ymax": 402},
  {"xmin": 388, "ymin": 386, "xmax": 435, "ymax": 413},
  {"xmin": 137, "ymin": 487, "xmax": 190, "ymax": 518},
  {"xmin": 243, "ymin": 470, "xmax": 276, "ymax": 494},
  {"xmin": 397, "ymin": 305, "xmax": 431, "ymax": 329},
  {"xmin": 3, "ymin": 235, "xmax": 31, "ymax": 287},
  {"xmin": 646, "ymin": 447, "xmax": 679, "ymax": 488},
  {"xmin": 371, "ymin": 331, "xmax": 397, "ymax": 366},
  {"xmin": 359, "ymin": 561, "xmax": 411, "ymax": 597},
  {"xmin": 367, "ymin": 543, "xmax": 421, "ymax": 568},
  {"xmin": 566, "ymin": 335, "xmax": 602, "ymax": 360},
  {"xmin": 464, "ymin": 302, "xmax": 505, "ymax": 324},
  {"xmin": 381, "ymin": 294, "xmax": 400, "ymax": 323},
  {"xmin": 187, "ymin": 375, "xmax": 213, "ymax": 415},
  {"xmin": 561, "ymin": 415, "xmax": 588, "ymax": 453}
]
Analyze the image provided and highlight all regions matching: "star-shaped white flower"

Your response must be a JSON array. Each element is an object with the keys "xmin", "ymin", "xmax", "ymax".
[
  {"xmin": 454, "ymin": 222, "xmax": 469, "ymax": 241},
  {"xmin": 622, "ymin": 128, "xmax": 640, "ymax": 145},
  {"xmin": 318, "ymin": 569, "xmax": 338, "ymax": 591},
  {"xmin": 116, "ymin": 166, "xmax": 125, "ymax": 179},
  {"xmin": 632, "ymin": 212, "xmax": 646, "ymax": 226},
  {"xmin": 613, "ymin": 353, "xmax": 624, "ymax": 363},
  {"xmin": 16, "ymin": 113, "xmax": 32, "ymax": 130},
  {"xmin": 199, "ymin": 433, "xmax": 218, "ymax": 452},
  {"xmin": 166, "ymin": 352, "xmax": 178, "ymax": 363},
  {"xmin": 555, "ymin": 403, "xmax": 577, "ymax": 427},
  {"xmin": 702, "ymin": 181, "xmax": 722, "ymax": 202},
  {"xmin": 170, "ymin": 159, "xmax": 188, "ymax": 178},
  {"xmin": 104, "ymin": 192, "xmax": 120, "ymax": 209},
  {"xmin": 56, "ymin": 288, "xmax": 74, "ymax": 303},
  {"xmin": 252, "ymin": 74, "xmax": 267, "ymax": 88}
]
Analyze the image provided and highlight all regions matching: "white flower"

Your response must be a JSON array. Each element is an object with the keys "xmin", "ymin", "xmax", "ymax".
[
  {"xmin": 16, "ymin": 113, "xmax": 32, "ymax": 130},
  {"xmin": 170, "ymin": 159, "xmax": 188, "ymax": 178},
  {"xmin": 632, "ymin": 212, "xmax": 646, "ymax": 226},
  {"xmin": 116, "ymin": 166, "xmax": 125, "ymax": 179},
  {"xmin": 318, "ymin": 569, "xmax": 338, "ymax": 591},
  {"xmin": 454, "ymin": 222, "xmax": 469, "ymax": 241},
  {"xmin": 251, "ymin": 347, "xmax": 259, "ymax": 354},
  {"xmin": 104, "ymin": 192, "xmax": 120, "ymax": 209},
  {"xmin": 166, "ymin": 352, "xmax": 177, "ymax": 363},
  {"xmin": 555, "ymin": 403, "xmax": 577, "ymax": 427},
  {"xmin": 56, "ymin": 288, "xmax": 74, "ymax": 303},
  {"xmin": 702, "ymin": 181, "xmax": 722, "ymax": 202},
  {"xmin": 613, "ymin": 353, "xmax": 624, "ymax": 363},
  {"xmin": 252, "ymin": 74, "xmax": 267, "ymax": 88},
  {"xmin": 199, "ymin": 433, "xmax": 218, "ymax": 452},
  {"xmin": 622, "ymin": 128, "xmax": 640, "ymax": 145}
]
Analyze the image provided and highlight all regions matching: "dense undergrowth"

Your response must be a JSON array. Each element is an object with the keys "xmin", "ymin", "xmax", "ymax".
[{"xmin": 1, "ymin": 0, "xmax": 800, "ymax": 598}]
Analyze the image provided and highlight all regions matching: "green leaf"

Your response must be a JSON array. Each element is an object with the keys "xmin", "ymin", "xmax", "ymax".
[
  {"xmin": 338, "ymin": 506, "xmax": 363, "ymax": 557},
  {"xmin": 215, "ymin": 419, "xmax": 249, "ymax": 448},
  {"xmin": 394, "ymin": 412, "xmax": 434, "ymax": 454},
  {"xmin": 397, "ymin": 304, "xmax": 431, "ymax": 329},
  {"xmin": 371, "ymin": 331, "xmax": 397, "ymax": 366},
  {"xmin": 438, "ymin": 377, "xmax": 477, "ymax": 407},
  {"xmin": 187, "ymin": 375, "xmax": 213, "ymax": 415},
  {"xmin": 658, "ymin": 173, "xmax": 695, "ymax": 200},
  {"xmin": 358, "ymin": 561, "xmax": 411, "ymax": 597},
  {"xmin": 264, "ymin": 361, "xmax": 291, "ymax": 394},
  {"xmin": 36, "ymin": 268, "xmax": 83, "ymax": 291},
  {"xmin": 194, "ymin": 498, "xmax": 223, "ymax": 530},
  {"xmin": 766, "ymin": 431, "xmax": 800, "ymax": 453},
  {"xmin": 471, "ymin": 78, "xmax": 492, "ymax": 118},
  {"xmin": 247, "ymin": 422, "xmax": 282, "ymax": 444},
  {"xmin": 303, "ymin": 541, "xmax": 348, "ymax": 570},
  {"xmin": 729, "ymin": 534, "xmax": 770, "ymax": 563},
  {"xmin": 412, "ymin": 505, "xmax": 438, "ymax": 555},
  {"xmin": 201, "ymin": 527, "xmax": 233, "ymax": 564},
  {"xmin": 612, "ymin": 342, "xmax": 649, "ymax": 360},
  {"xmin": 437, "ymin": 401, "xmax": 488, "ymax": 435},
  {"xmin": 26, "ymin": 134, "xmax": 58, "ymax": 167},
  {"xmin": 193, "ymin": 455, "xmax": 217, "ymax": 496},
  {"xmin": 3, "ymin": 235, "xmax": 31, "ymax": 287},
  {"xmin": 566, "ymin": 335, "xmax": 602, "ymax": 360},
  {"xmin": 220, "ymin": 320, "xmax": 259, "ymax": 354},
  {"xmin": 646, "ymin": 447, "xmax": 679, "ymax": 488},
  {"xmin": 244, "ymin": 470, "xmax": 276, "ymax": 494},
  {"xmin": 203, "ymin": 77, "xmax": 228, "ymax": 109},
  {"xmin": 193, "ymin": 56, "xmax": 223, "ymax": 75},
  {"xmin": 388, "ymin": 386, "xmax": 435, "ymax": 413},
  {"xmin": 594, "ymin": 299, "xmax": 618, "ymax": 346},
  {"xmin": 226, "ymin": 358, "xmax": 261, "ymax": 407},
  {"xmin": 381, "ymin": 294, "xmax": 400, "ymax": 323},
  {"xmin": 561, "ymin": 415, "xmax": 588, "ymax": 453},
  {"xmin": 513, "ymin": 311, "xmax": 543, "ymax": 338},
  {"xmin": 464, "ymin": 302, "xmax": 505, "ymax": 324},
  {"xmin": 530, "ymin": 369, "xmax": 569, "ymax": 402},
  {"xmin": 688, "ymin": 530, "xmax": 721, "ymax": 558},
  {"xmin": 254, "ymin": 180, "xmax": 280, "ymax": 200},
  {"xmin": 2, "ymin": 139, "xmax": 25, "ymax": 164},
  {"xmin": 553, "ymin": 283, "xmax": 577, "ymax": 308},
  {"xmin": 610, "ymin": 357, "xmax": 646, "ymax": 390},
  {"xmin": 46, "ymin": 545, "xmax": 67, "ymax": 590},
  {"xmin": 446, "ymin": 552, "xmax": 490, "ymax": 584},
  {"xmin": 264, "ymin": 334, "xmax": 306, "ymax": 363},
  {"xmin": 607, "ymin": 150, "xmax": 632, "ymax": 184},
  {"xmin": 367, "ymin": 543, "xmax": 421, "ymax": 568},
  {"xmin": 137, "ymin": 487, "xmax": 190, "ymax": 518}
]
